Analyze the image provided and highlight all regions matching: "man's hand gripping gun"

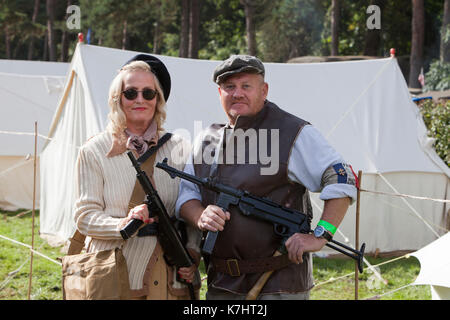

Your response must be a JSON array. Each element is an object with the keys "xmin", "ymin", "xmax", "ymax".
[
  {"xmin": 156, "ymin": 158, "xmax": 365, "ymax": 273},
  {"xmin": 120, "ymin": 152, "xmax": 196, "ymax": 299}
]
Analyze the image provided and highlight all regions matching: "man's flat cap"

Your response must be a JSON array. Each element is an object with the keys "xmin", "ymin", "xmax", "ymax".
[
  {"xmin": 123, "ymin": 54, "xmax": 171, "ymax": 102},
  {"xmin": 213, "ymin": 55, "xmax": 265, "ymax": 84}
]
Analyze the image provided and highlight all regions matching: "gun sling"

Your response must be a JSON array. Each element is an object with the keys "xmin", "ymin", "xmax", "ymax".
[
  {"xmin": 67, "ymin": 132, "xmax": 172, "ymax": 254},
  {"xmin": 128, "ymin": 132, "xmax": 172, "ymax": 238},
  {"xmin": 211, "ymin": 254, "xmax": 292, "ymax": 277}
]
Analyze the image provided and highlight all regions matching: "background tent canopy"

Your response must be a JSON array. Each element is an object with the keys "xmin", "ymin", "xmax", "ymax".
[
  {"xmin": 0, "ymin": 59, "xmax": 69, "ymax": 211},
  {"xmin": 39, "ymin": 43, "xmax": 448, "ymax": 253},
  {"xmin": 66, "ymin": 44, "xmax": 447, "ymax": 175},
  {"xmin": 0, "ymin": 59, "xmax": 68, "ymax": 76},
  {"xmin": 0, "ymin": 60, "xmax": 68, "ymax": 155}
]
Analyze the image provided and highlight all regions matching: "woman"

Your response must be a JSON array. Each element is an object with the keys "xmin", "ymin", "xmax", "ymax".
[{"xmin": 74, "ymin": 54, "xmax": 201, "ymax": 299}]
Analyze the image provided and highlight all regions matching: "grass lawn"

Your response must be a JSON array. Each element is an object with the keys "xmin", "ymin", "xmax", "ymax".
[{"xmin": 0, "ymin": 209, "xmax": 431, "ymax": 300}]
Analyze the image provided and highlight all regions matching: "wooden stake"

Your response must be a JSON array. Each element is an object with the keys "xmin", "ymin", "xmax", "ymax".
[
  {"xmin": 355, "ymin": 170, "xmax": 362, "ymax": 300},
  {"xmin": 245, "ymin": 251, "xmax": 282, "ymax": 300},
  {"xmin": 43, "ymin": 69, "xmax": 76, "ymax": 149},
  {"xmin": 27, "ymin": 122, "xmax": 38, "ymax": 300}
]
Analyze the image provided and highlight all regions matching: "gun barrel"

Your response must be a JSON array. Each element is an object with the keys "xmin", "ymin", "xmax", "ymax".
[
  {"xmin": 125, "ymin": 153, "xmax": 196, "ymax": 271},
  {"xmin": 155, "ymin": 159, "xmax": 366, "ymax": 271},
  {"xmin": 156, "ymin": 159, "xmax": 206, "ymax": 185}
]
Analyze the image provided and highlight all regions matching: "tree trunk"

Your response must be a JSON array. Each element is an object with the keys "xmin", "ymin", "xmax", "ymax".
[
  {"xmin": 12, "ymin": 40, "xmax": 21, "ymax": 59},
  {"xmin": 42, "ymin": 32, "xmax": 48, "ymax": 60},
  {"xmin": 60, "ymin": 31, "xmax": 68, "ymax": 61},
  {"xmin": 331, "ymin": 0, "xmax": 340, "ymax": 56},
  {"xmin": 188, "ymin": 0, "xmax": 199, "ymax": 59},
  {"xmin": 179, "ymin": 0, "xmax": 190, "ymax": 58},
  {"xmin": 46, "ymin": 0, "xmax": 57, "ymax": 61},
  {"xmin": 409, "ymin": 0, "xmax": 424, "ymax": 88},
  {"xmin": 27, "ymin": 0, "xmax": 40, "ymax": 60},
  {"xmin": 363, "ymin": 0, "xmax": 386, "ymax": 56},
  {"xmin": 5, "ymin": 25, "xmax": 11, "ymax": 59},
  {"xmin": 441, "ymin": 0, "xmax": 450, "ymax": 63},
  {"xmin": 60, "ymin": 0, "xmax": 72, "ymax": 62},
  {"xmin": 242, "ymin": 0, "xmax": 257, "ymax": 56},
  {"xmin": 153, "ymin": 21, "xmax": 160, "ymax": 54},
  {"xmin": 122, "ymin": 19, "xmax": 128, "ymax": 50}
]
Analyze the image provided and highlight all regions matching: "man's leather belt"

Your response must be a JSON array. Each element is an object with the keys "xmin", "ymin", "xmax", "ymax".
[{"xmin": 211, "ymin": 254, "xmax": 291, "ymax": 277}]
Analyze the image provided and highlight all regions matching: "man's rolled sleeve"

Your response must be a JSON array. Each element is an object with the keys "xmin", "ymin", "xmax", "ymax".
[
  {"xmin": 287, "ymin": 125, "xmax": 357, "ymax": 204},
  {"xmin": 175, "ymin": 162, "xmax": 202, "ymax": 219},
  {"xmin": 320, "ymin": 163, "xmax": 357, "ymax": 203},
  {"xmin": 320, "ymin": 184, "xmax": 357, "ymax": 202}
]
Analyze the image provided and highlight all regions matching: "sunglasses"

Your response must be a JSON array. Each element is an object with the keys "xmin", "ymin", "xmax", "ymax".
[{"xmin": 122, "ymin": 88, "xmax": 157, "ymax": 101}]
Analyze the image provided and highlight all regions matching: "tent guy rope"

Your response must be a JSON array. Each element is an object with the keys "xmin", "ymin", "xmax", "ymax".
[
  {"xmin": 360, "ymin": 188, "xmax": 450, "ymax": 203},
  {"xmin": 325, "ymin": 58, "xmax": 394, "ymax": 139},
  {"xmin": 27, "ymin": 121, "xmax": 38, "ymax": 300},
  {"xmin": 320, "ymin": 54, "xmax": 444, "ymax": 238},
  {"xmin": 0, "ymin": 84, "xmax": 56, "ymax": 113},
  {"xmin": 364, "ymin": 194, "xmax": 448, "ymax": 233},
  {"xmin": 310, "ymin": 196, "xmax": 387, "ymax": 284},
  {"xmin": 376, "ymin": 172, "xmax": 441, "ymax": 238},
  {"xmin": 0, "ymin": 234, "xmax": 62, "ymax": 266}
]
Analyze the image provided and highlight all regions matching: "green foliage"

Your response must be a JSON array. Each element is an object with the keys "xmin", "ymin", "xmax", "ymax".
[
  {"xmin": 0, "ymin": 209, "xmax": 431, "ymax": 300},
  {"xmin": 80, "ymin": 0, "xmax": 162, "ymax": 51},
  {"xmin": 259, "ymin": 0, "xmax": 326, "ymax": 61},
  {"xmin": 311, "ymin": 255, "xmax": 430, "ymax": 300},
  {"xmin": 419, "ymin": 99, "xmax": 450, "ymax": 166},
  {"xmin": 0, "ymin": 210, "xmax": 63, "ymax": 300},
  {"xmin": 442, "ymin": 24, "xmax": 450, "ymax": 44},
  {"xmin": 336, "ymin": 0, "xmax": 367, "ymax": 55},
  {"xmin": 0, "ymin": 0, "xmax": 46, "ymax": 54},
  {"xmin": 380, "ymin": 1, "xmax": 413, "ymax": 57},
  {"xmin": 424, "ymin": 60, "xmax": 450, "ymax": 92},
  {"xmin": 0, "ymin": 0, "xmax": 447, "ymax": 63},
  {"xmin": 198, "ymin": 0, "xmax": 247, "ymax": 60}
]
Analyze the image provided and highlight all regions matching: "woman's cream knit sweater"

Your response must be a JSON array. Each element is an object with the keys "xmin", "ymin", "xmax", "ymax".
[{"xmin": 74, "ymin": 130, "xmax": 201, "ymax": 292}]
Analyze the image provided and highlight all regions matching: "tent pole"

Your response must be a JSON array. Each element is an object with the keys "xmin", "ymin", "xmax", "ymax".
[
  {"xmin": 355, "ymin": 170, "xmax": 362, "ymax": 300},
  {"xmin": 43, "ymin": 69, "xmax": 76, "ymax": 149},
  {"xmin": 27, "ymin": 121, "xmax": 38, "ymax": 300}
]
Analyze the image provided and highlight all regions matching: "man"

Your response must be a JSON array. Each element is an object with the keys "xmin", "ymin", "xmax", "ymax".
[{"xmin": 175, "ymin": 55, "xmax": 357, "ymax": 300}]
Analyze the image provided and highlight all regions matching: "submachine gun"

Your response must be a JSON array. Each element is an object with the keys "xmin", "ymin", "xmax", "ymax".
[
  {"xmin": 120, "ymin": 152, "xmax": 196, "ymax": 299},
  {"xmin": 156, "ymin": 158, "xmax": 366, "ymax": 273}
]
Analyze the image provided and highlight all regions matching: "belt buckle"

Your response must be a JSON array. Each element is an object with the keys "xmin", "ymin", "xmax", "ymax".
[{"xmin": 226, "ymin": 259, "xmax": 240, "ymax": 277}]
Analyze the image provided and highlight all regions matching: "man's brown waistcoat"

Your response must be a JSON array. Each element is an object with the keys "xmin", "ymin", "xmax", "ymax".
[{"xmin": 193, "ymin": 101, "xmax": 314, "ymax": 295}]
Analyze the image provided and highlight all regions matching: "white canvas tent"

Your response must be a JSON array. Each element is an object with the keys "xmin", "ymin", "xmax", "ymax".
[
  {"xmin": 0, "ymin": 60, "xmax": 68, "ymax": 210},
  {"xmin": 40, "ymin": 43, "xmax": 449, "ymax": 254},
  {"xmin": 411, "ymin": 231, "xmax": 450, "ymax": 300}
]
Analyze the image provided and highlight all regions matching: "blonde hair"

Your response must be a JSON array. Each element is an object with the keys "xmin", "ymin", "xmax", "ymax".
[{"xmin": 106, "ymin": 61, "xmax": 167, "ymax": 139}]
